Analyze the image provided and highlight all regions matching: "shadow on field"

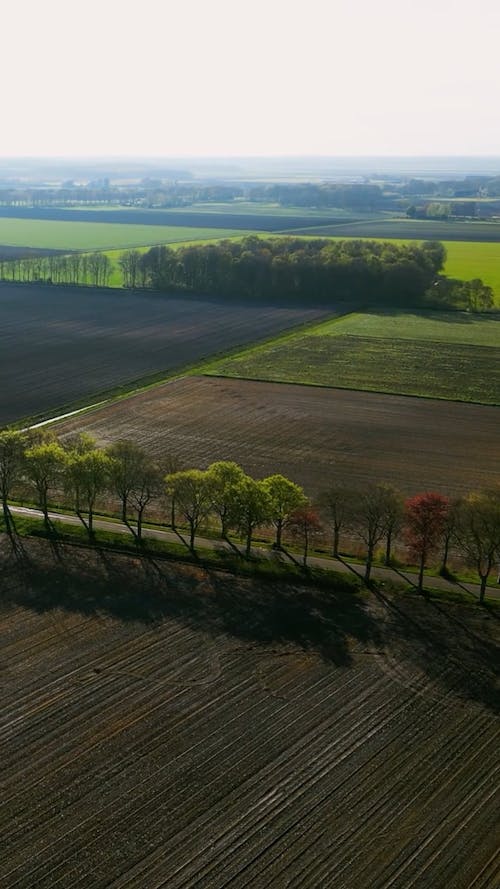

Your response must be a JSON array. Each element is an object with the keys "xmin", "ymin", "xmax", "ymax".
[
  {"xmin": 0, "ymin": 537, "xmax": 379, "ymax": 668},
  {"xmin": 1, "ymin": 537, "xmax": 498, "ymax": 712},
  {"xmin": 373, "ymin": 586, "xmax": 500, "ymax": 715},
  {"xmin": 368, "ymin": 307, "xmax": 500, "ymax": 327}
]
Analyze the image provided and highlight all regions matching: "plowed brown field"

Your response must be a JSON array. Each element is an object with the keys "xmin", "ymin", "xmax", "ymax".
[
  {"xmin": 0, "ymin": 285, "xmax": 332, "ymax": 426},
  {"xmin": 1, "ymin": 539, "xmax": 499, "ymax": 888},
  {"xmin": 55, "ymin": 376, "xmax": 500, "ymax": 497}
]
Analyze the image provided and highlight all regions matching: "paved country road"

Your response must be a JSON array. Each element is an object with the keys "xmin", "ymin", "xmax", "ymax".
[{"xmin": 7, "ymin": 505, "xmax": 500, "ymax": 603}]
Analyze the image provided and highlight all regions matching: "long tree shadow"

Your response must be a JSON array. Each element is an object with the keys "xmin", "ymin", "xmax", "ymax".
[
  {"xmin": 3, "ymin": 538, "xmax": 499, "ymax": 712},
  {"xmin": 372, "ymin": 586, "xmax": 500, "ymax": 714},
  {"xmin": 3, "ymin": 539, "xmax": 380, "ymax": 668}
]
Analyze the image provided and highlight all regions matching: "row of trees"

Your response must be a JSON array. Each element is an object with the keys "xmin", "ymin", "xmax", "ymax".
[
  {"xmin": 0, "ymin": 252, "xmax": 114, "ymax": 287},
  {"xmin": 1, "ymin": 430, "xmax": 499, "ymax": 602}
]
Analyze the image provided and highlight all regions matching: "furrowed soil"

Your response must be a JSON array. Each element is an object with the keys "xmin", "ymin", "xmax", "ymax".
[
  {"xmin": 0, "ymin": 285, "xmax": 333, "ymax": 426},
  {"xmin": 0, "ymin": 537, "xmax": 498, "ymax": 889},
  {"xmin": 54, "ymin": 376, "xmax": 500, "ymax": 497}
]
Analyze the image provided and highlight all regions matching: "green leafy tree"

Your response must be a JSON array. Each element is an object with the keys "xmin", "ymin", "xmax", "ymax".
[
  {"xmin": 162, "ymin": 454, "xmax": 185, "ymax": 531},
  {"xmin": 165, "ymin": 469, "xmax": 212, "ymax": 553},
  {"xmin": 262, "ymin": 474, "xmax": 307, "ymax": 549},
  {"xmin": 108, "ymin": 440, "xmax": 149, "ymax": 523},
  {"xmin": 24, "ymin": 440, "xmax": 67, "ymax": 530},
  {"xmin": 66, "ymin": 449, "xmax": 112, "ymax": 538},
  {"xmin": 0, "ymin": 430, "xmax": 26, "ymax": 538},
  {"xmin": 234, "ymin": 477, "xmax": 271, "ymax": 558},
  {"xmin": 206, "ymin": 460, "xmax": 246, "ymax": 538}
]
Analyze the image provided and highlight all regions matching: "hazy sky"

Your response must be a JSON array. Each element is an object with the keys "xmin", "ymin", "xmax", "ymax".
[{"xmin": 2, "ymin": 0, "xmax": 499, "ymax": 157}]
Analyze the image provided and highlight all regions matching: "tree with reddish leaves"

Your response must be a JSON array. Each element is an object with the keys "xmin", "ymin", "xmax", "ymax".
[
  {"xmin": 286, "ymin": 505, "xmax": 323, "ymax": 567},
  {"xmin": 404, "ymin": 492, "xmax": 450, "ymax": 596}
]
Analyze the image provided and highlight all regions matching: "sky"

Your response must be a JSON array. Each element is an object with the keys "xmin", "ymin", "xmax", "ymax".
[{"xmin": 2, "ymin": 0, "xmax": 500, "ymax": 157}]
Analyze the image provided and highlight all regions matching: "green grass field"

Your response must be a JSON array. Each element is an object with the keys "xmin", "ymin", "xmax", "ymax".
[
  {"xmin": 206, "ymin": 311, "xmax": 500, "ymax": 404},
  {"xmin": 0, "ymin": 218, "xmax": 252, "ymax": 251},
  {"xmin": 442, "ymin": 241, "xmax": 500, "ymax": 299},
  {"xmin": 306, "ymin": 310, "xmax": 500, "ymax": 347}
]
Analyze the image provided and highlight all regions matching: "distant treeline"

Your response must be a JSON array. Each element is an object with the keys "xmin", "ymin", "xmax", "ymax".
[
  {"xmin": 0, "ymin": 182, "xmax": 387, "ymax": 211},
  {"xmin": 249, "ymin": 183, "xmax": 387, "ymax": 210}
]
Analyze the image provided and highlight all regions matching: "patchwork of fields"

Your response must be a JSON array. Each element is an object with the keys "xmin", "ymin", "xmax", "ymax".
[
  {"xmin": 2, "ymin": 204, "xmax": 500, "ymax": 887},
  {"xmin": 0, "ymin": 284, "xmax": 332, "ymax": 425},
  {"xmin": 1, "ymin": 539, "xmax": 498, "ymax": 889},
  {"xmin": 54, "ymin": 376, "xmax": 500, "ymax": 496},
  {"xmin": 0, "ymin": 205, "xmax": 344, "ymax": 233},
  {"xmin": 207, "ymin": 311, "xmax": 500, "ymax": 404}
]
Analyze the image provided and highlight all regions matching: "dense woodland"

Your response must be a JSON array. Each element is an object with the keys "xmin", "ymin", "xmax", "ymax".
[
  {"xmin": 126, "ymin": 238, "xmax": 493, "ymax": 310},
  {"xmin": 1, "ymin": 430, "xmax": 499, "ymax": 603}
]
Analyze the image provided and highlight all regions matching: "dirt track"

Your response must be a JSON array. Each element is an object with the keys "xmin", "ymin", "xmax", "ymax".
[
  {"xmin": 1, "ymin": 538, "xmax": 499, "ymax": 888},
  {"xmin": 55, "ymin": 375, "xmax": 500, "ymax": 497}
]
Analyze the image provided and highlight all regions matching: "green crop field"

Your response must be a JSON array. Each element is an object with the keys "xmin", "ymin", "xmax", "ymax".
[
  {"xmin": 306, "ymin": 310, "xmax": 500, "ymax": 346},
  {"xmin": 287, "ymin": 218, "xmax": 500, "ymax": 243},
  {"xmin": 163, "ymin": 202, "xmax": 360, "ymax": 218},
  {"xmin": 206, "ymin": 311, "xmax": 500, "ymax": 404},
  {"xmin": 442, "ymin": 241, "xmax": 500, "ymax": 299},
  {"xmin": 0, "ymin": 218, "xmax": 252, "ymax": 251}
]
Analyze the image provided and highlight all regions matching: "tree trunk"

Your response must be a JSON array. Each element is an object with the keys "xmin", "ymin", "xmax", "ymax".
[
  {"xmin": 42, "ymin": 505, "xmax": 51, "ymax": 532},
  {"xmin": 479, "ymin": 575, "xmax": 487, "ymax": 605},
  {"xmin": 418, "ymin": 555, "xmax": 426, "ymax": 596},
  {"xmin": 2, "ymin": 496, "xmax": 13, "ymax": 538},
  {"xmin": 441, "ymin": 534, "xmax": 450, "ymax": 572},
  {"xmin": 189, "ymin": 521, "xmax": 195, "ymax": 553},
  {"xmin": 171, "ymin": 498, "xmax": 176, "ymax": 531},
  {"xmin": 384, "ymin": 530, "xmax": 392, "ymax": 566},
  {"xmin": 137, "ymin": 508, "xmax": 144, "ymax": 543},
  {"xmin": 364, "ymin": 545, "xmax": 373, "ymax": 583},
  {"xmin": 276, "ymin": 520, "xmax": 283, "ymax": 549},
  {"xmin": 333, "ymin": 525, "xmax": 340, "ymax": 558},
  {"xmin": 303, "ymin": 528, "xmax": 309, "ymax": 568},
  {"xmin": 245, "ymin": 524, "xmax": 252, "ymax": 559}
]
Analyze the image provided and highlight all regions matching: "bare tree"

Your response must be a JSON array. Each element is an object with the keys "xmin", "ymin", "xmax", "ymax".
[
  {"xmin": 319, "ymin": 484, "xmax": 351, "ymax": 557},
  {"xmin": 350, "ymin": 484, "xmax": 392, "ymax": 584},
  {"xmin": 454, "ymin": 490, "xmax": 500, "ymax": 604}
]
